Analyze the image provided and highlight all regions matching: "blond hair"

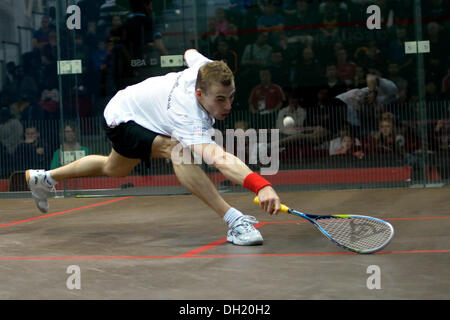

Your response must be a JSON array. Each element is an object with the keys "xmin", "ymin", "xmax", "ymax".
[{"xmin": 196, "ymin": 60, "xmax": 234, "ymax": 93}]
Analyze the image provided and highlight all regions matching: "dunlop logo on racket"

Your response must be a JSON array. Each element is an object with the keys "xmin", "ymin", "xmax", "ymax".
[{"xmin": 254, "ymin": 197, "xmax": 394, "ymax": 254}]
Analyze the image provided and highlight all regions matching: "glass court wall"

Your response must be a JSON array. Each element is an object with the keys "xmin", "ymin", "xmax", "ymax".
[{"xmin": 0, "ymin": 0, "xmax": 449, "ymax": 197}]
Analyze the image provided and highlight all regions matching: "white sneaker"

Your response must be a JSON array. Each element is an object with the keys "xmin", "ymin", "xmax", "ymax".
[
  {"xmin": 227, "ymin": 215, "xmax": 263, "ymax": 246},
  {"xmin": 26, "ymin": 170, "xmax": 52, "ymax": 213}
]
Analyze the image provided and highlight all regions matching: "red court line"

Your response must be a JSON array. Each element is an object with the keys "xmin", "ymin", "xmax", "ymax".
[
  {"xmin": 0, "ymin": 249, "xmax": 448, "ymax": 261},
  {"xmin": 179, "ymin": 222, "xmax": 268, "ymax": 257},
  {"xmin": 185, "ymin": 249, "xmax": 450, "ymax": 259},
  {"xmin": 0, "ymin": 196, "xmax": 134, "ymax": 229}
]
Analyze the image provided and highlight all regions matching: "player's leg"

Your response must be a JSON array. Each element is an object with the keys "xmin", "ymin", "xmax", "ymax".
[
  {"xmin": 49, "ymin": 149, "xmax": 139, "ymax": 181},
  {"xmin": 26, "ymin": 149, "xmax": 140, "ymax": 213},
  {"xmin": 151, "ymin": 135, "xmax": 263, "ymax": 245}
]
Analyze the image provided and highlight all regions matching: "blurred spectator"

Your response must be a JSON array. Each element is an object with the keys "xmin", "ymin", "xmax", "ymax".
[
  {"xmin": 277, "ymin": 90, "xmax": 327, "ymax": 149},
  {"xmin": 336, "ymin": 75, "xmax": 398, "ymax": 136},
  {"xmin": 305, "ymin": 86, "xmax": 346, "ymax": 136},
  {"xmin": 1, "ymin": 62, "xmax": 19, "ymax": 104},
  {"xmin": 39, "ymin": 30, "xmax": 58, "ymax": 91},
  {"xmin": 67, "ymin": 86, "xmax": 94, "ymax": 119},
  {"xmin": 5, "ymin": 65, "xmax": 39, "ymax": 104},
  {"xmin": 120, "ymin": 0, "xmax": 165, "ymax": 61},
  {"xmin": 239, "ymin": 31, "xmax": 273, "ymax": 92},
  {"xmin": 442, "ymin": 66, "xmax": 450, "ymax": 98},
  {"xmin": 386, "ymin": 62, "xmax": 407, "ymax": 89},
  {"xmin": 387, "ymin": 26, "xmax": 414, "ymax": 77},
  {"xmin": 14, "ymin": 125, "xmax": 51, "ymax": 170},
  {"xmin": 240, "ymin": 31, "xmax": 273, "ymax": 74},
  {"xmin": 248, "ymin": 68, "xmax": 285, "ymax": 128},
  {"xmin": 324, "ymin": 63, "xmax": 347, "ymax": 97},
  {"xmin": 215, "ymin": 8, "xmax": 231, "ymax": 35},
  {"xmin": 431, "ymin": 117, "xmax": 450, "ymax": 152},
  {"xmin": 364, "ymin": 119, "xmax": 406, "ymax": 156},
  {"xmin": 424, "ymin": 23, "xmax": 447, "ymax": 93},
  {"xmin": 200, "ymin": 18, "xmax": 221, "ymax": 54},
  {"xmin": 100, "ymin": 27, "xmax": 133, "ymax": 97},
  {"xmin": 84, "ymin": 20, "xmax": 101, "ymax": 50},
  {"xmin": 249, "ymin": 68, "xmax": 285, "ymax": 114},
  {"xmin": 276, "ymin": 90, "xmax": 307, "ymax": 135},
  {"xmin": 422, "ymin": 0, "xmax": 450, "ymax": 20},
  {"xmin": 293, "ymin": 46, "xmax": 322, "ymax": 90},
  {"xmin": 267, "ymin": 49, "xmax": 291, "ymax": 91},
  {"xmin": 31, "ymin": 15, "xmax": 55, "ymax": 52},
  {"xmin": 256, "ymin": 1, "xmax": 285, "ymax": 47},
  {"xmin": 10, "ymin": 92, "xmax": 43, "ymax": 122},
  {"xmin": 77, "ymin": 0, "xmax": 102, "ymax": 33},
  {"xmin": 38, "ymin": 88, "xmax": 60, "ymax": 120},
  {"xmin": 98, "ymin": 0, "xmax": 129, "ymax": 31},
  {"xmin": 50, "ymin": 124, "xmax": 89, "ymax": 170},
  {"xmin": 223, "ymin": 23, "xmax": 243, "ymax": 56},
  {"xmin": 329, "ymin": 126, "xmax": 364, "ymax": 159},
  {"xmin": 283, "ymin": 0, "xmax": 319, "ymax": 48},
  {"xmin": 212, "ymin": 37, "xmax": 239, "ymax": 74},
  {"xmin": 353, "ymin": 65, "xmax": 367, "ymax": 89},
  {"xmin": 318, "ymin": 0, "xmax": 347, "ymax": 43},
  {"xmin": 335, "ymin": 48, "xmax": 356, "ymax": 87},
  {"xmin": 292, "ymin": 47, "xmax": 322, "ymax": 106},
  {"xmin": 0, "ymin": 107, "xmax": 23, "ymax": 156},
  {"xmin": 354, "ymin": 41, "xmax": 385, "ymax": 75}
]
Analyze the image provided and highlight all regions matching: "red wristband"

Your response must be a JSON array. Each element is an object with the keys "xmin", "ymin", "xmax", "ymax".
[{"xmin": 243, "ymin": 172, "xmax": 272, "ymax": 194}]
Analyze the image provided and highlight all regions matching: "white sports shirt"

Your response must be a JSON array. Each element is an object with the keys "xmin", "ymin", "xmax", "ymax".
[{"xmin": 104, "ymin": 50, "xmax": 216, "ymax": 147}]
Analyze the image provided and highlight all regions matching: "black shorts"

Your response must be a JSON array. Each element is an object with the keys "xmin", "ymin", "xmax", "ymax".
[{"xmin": 104, "ymin": 120, "xmax": 158, "ymax": 165}]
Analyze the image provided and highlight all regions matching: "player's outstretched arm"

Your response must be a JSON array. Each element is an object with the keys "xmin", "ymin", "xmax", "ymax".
[{"xmin": 194, "ymin": 143, "xmax": 281, "ymax": 215}]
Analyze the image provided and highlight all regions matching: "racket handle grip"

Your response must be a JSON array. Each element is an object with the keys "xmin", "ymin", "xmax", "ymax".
[{"xmin": 253, "ymin": 196, "xmax": 290, "ymax": 213}]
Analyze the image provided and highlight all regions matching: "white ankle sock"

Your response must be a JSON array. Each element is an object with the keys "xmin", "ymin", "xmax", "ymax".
[
  {"xmin": 223, "ymin": 207, "xmax": 244, "ymax": 227},
  {"xmin": 44, "ymin": 171, "xmax": 58, "ymax": 187}
]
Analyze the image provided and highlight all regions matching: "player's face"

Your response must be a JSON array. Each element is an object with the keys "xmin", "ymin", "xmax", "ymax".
[{"xmin": 196, "ymin": 81, "xmax": 235, "ymax": 120}]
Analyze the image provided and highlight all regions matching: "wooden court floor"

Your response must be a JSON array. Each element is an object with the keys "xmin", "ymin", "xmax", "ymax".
[{"xmin": 0, "ymin": 187, "xmax": 448, "ymax": 300}]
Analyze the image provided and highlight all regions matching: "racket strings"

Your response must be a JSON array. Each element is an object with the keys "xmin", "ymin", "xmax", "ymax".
[{"xmin": 316, "ymin": 217, "xmax": 392, "ymax": 252}]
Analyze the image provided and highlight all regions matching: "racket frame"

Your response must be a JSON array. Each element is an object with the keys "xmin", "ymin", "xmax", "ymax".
[{"xmin": 286, "ymin": 208, "xmax": 395, "ymax": 254}]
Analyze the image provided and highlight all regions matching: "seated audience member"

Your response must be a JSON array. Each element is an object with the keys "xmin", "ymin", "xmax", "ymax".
[
  {"xmin": 256, "ymin": 1, "xmax": 285, "ymax": 47},
  {"xmin": 267, "ymin": 49, "xmax": 291, "ymax": 91},
  {"xmin": 387, "ymin": 26, "xmax": 414, "ymax": 78},
  {"xmin": 215, "ymin": 7, "xmax": 231, "ymax": 35},
  {"xmin": 212, "ymin": 37, "xmax": 239, "ymax": 74},
  {"xmin": 199, "ymin": 18, "xmax": 221, "ymax": 54},
  {"xmin": 10, "ymin": 92, "xmax": 41, "ymax": 122},
  {"xmin": 328, "ymin": 124, "xmax": 364, "ymax": 159},
  {"xmin": 335, "ymin": 48, "xmax": 356, "ymax": 87},
  {"xmin": 364, "ymin": 119, "xmax": 405, "ymax": 156},
  {"xmin": 293, "ymin": 47, "xmax": 323, "ymax": 100},
  {"xmin": 283, "ymin": 0, "xmax": 319, "ymax": 48},
  {"xmin": 50, "ymin": 124, "xmax": 89, "ymax": 169},
  {"xmin": 32, "ymin": 15, "xmax": 54, "ymax": 52},
  {"xmin": 276, "ymin": 90, "xmax": 307, "ymax": 136},
  {"xmin": 38, "ymin": 88, "xmax": 60, "ymax": 120},
  {"xmin": 277, "ymin": 90, "xmax": 330, "ymax": 151},
  {"xmin": 248, "ymin": 68, "xmax": 285, "ymax": 129},
  {"xmin": 318, "ymin": 0, "xmax": 347, "ymax": 42},
  {"xmin": 14, "ymin": 125, "xmax": 51, "ymax": 171},
  {"xmin": 0, "ymin": 107, "xmax": 23, "ymax": 153},
  {"xmin": 307, "ymin": 86, "xmax": 347, "ymax": 136},
  {"xmin": 240, "ymin": 32, "xmax": 273, "ymax": 80},
  {"xmin": 324, "ymin": 63, "xmax": 347, "ymax": 97},
  {"xmin": 430, "ymin": 103, "xmax": 450, "ymax": 152},
  {"xmin": 442, "ymin": 66, "xmax": 450, "ymax": 99}
]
